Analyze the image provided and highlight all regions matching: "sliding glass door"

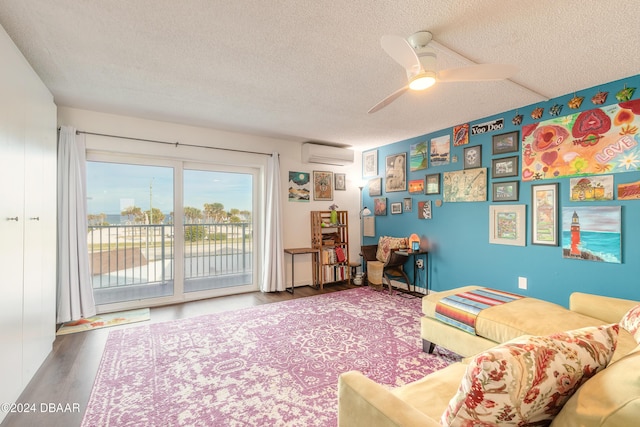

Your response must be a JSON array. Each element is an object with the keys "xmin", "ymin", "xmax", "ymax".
[
  {"xmin": 183, "ymin": 167, "xmax": 254, "ymax": 293},
  {"xmin": 86, "ymin": 161, "xmax": 175, "ymax": 305},
  {"xmin": 86, "ymin": 157, "xmax": 257, "ymax": 308}
]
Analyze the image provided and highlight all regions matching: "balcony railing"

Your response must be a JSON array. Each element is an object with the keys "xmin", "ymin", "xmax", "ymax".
[{"xmin": 88, "ymin": 223, "xmax": 253, "ymax": 290}]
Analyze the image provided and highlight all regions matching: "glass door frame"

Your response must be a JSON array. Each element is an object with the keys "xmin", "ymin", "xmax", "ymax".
[{"xmin": 86, "ymin": 152, "xmax": 260, "ymax": 313}]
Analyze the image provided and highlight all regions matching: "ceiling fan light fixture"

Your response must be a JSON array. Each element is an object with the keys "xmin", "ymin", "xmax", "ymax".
[{"xmin": 409, "ymin": 71, "xmax": 436, "ymax": 91}]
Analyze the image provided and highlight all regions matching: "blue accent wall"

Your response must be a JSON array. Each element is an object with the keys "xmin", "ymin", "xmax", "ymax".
[{"xmin": 364, "ymin": 74, "xmax": 640, "ymax": 306}]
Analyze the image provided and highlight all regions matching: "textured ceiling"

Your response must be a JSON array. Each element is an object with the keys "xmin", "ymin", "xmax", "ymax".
[{"xmin": 1, "ymin": 1, "xmax": 639, "ymax": 150}]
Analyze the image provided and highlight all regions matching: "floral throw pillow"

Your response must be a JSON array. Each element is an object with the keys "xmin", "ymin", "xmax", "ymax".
[
  {"xmin": 620, "ymin": 304, "xmax": 640, "ymax": 343},
  {"xmin": 375, "ymin": 236, "xmax": 407, "ymax": 263},
  {"xmin": 441, "ymin": 324, "xmax": 619, "ymax": 427}
]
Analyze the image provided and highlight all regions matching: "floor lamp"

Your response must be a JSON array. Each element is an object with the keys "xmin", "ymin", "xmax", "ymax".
[{"xmin": 358, "ymin": 184, "xmax": 372, "ymax": 280}]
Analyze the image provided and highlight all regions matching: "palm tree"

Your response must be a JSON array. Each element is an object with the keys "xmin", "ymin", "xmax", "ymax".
[
  {"xmin": 184, "ymin": 206, "xmax": 202, "ymax": 224},
  {"xmin": 204, "ymin": 202, "xmax": 225, "ymax": 223}
]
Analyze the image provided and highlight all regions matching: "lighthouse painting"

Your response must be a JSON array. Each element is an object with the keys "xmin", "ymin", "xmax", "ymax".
[{"xmin": 561, "ymin": 206, "xmax": 621, "ymax": 263}]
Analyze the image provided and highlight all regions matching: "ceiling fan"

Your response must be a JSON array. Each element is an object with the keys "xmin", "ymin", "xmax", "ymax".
[{"xmin": 368, "ymin": 31, "xmax": 518, "ymax": 114}]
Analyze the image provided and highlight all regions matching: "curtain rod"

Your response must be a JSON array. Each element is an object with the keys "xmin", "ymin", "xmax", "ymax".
[{"xmin": 72, "ymin": 129, "xmax": 274, "ymax": 156}]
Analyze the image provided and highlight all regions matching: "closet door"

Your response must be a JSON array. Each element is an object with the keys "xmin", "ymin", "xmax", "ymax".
[
  {"xmin": 22, "ymin": 99, "xmax": 57, "ymax": 382},
  {"xmin": 0, "ymin": 81, "xmax": 26, "ymax": 407}
]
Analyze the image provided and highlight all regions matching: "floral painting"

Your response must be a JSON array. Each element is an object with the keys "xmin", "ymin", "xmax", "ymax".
[
  {"xmin": 561, "ymin": 206, "xmax": 621, "ymax": 263},
  {"xmin": 522, "ymin": 101, "xmax": 640, "ymax": 181}
]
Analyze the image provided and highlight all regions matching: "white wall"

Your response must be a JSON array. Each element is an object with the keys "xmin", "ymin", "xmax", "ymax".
[{"xmin": 57, "ymin": 107, "xmax": 363, "ymax": 288}]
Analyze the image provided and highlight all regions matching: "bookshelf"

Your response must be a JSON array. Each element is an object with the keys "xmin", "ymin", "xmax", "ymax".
[{"xmin": 310, "ymin": 210, "xmax": 349, "ymax": 288}]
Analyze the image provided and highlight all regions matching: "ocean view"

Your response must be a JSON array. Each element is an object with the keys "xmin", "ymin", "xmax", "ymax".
[{"xmin": 561, "ymin": 230, "xmax": 621, "ymax": 263}]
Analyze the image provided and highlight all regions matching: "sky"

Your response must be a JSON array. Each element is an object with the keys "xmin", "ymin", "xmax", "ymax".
[{"xmin": 87, "ymin": 161, "xmax": 252, "ymax": 215}]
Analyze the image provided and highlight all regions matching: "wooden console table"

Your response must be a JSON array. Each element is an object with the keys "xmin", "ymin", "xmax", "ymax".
[{"xmin": 284, "ymin": 247, "xmax": 320, "ymax": 294}]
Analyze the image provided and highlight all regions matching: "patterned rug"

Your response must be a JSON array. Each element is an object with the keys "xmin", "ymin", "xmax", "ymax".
[
  {"xmin": 82, "ymin": 288, "xmax": 460, "ymax": 426},
  {"xmin": 56, "ymin": 308, "xmax": 150, "ymax": 335}
]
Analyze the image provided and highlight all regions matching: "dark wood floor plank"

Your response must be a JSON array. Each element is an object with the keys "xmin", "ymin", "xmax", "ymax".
[{"xmin": 0, "ymin": 284, "xmax": 356, "ymax": 427}]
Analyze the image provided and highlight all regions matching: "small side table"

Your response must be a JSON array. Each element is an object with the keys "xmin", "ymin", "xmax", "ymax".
[
  {"xmin": 284, "ymin": 247, "xmax": 320, "ymax": 294},
  {"xmin": 349, "ymin": 261, "xmax": 361, "ymax": 285}
]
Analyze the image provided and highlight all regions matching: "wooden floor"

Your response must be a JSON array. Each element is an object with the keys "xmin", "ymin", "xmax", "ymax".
[{"xmin": 1, "ymin": 283, "xmax": 357, "ymax": 427}]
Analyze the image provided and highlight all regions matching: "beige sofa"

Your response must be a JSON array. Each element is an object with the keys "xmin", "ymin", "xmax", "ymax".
[{"xmin": 338, "ymin": 289, "xmax": 640, "ymax": 426}]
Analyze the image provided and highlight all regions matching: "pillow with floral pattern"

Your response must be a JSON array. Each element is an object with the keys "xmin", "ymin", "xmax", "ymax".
[
  {"xmin": 620, "ymin": 304, "xmax": 640, "ymax": 343},
  {"xmin": 375, "ymin": 236, "xmax": 407, "ymax": 263},
  {"xmin": 441, "ymin": 324, "xmax": 619, "ymax": 427}
]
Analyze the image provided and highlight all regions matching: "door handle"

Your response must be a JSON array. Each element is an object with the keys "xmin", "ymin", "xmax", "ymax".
[
  {"xmin": 6, "ymin": 217, "xmax": 19, "ymax": 221},
  {"xmin": 30, "ymin": 217, "xmax": 40, "ymax": 221}
]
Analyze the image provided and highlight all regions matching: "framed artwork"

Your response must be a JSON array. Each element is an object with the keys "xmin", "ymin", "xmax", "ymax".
[
  {"xmin": 531, "ymin": 183, "xmax": 558, "ymax": 246},
  {"xmin": 334, "ymin": 173, "xmax": 346, "ymax": 191},
  {"xmin": 425, "ymin": 173, "xmax": 441, "ymax": 195},
  {"xmin": 374, "ymin": 197, "xmax": 387, "ymax": 216},
  {"xmin": 362, "ymin": 150, "xmax": 378, "ymax": 177},
  {"xmin": 561, "ymin": 206, "xmax": 621, "ymax": 263},
  {"xmin": 443, "ymin": 168, "xmax": 487, "ymax": 202},
  {"xmin": 408, "ymin": 179, "xmax": 424, "ymax": 194},
  {"xmin": 618, "ymin": 180, "xmax": 640, "ymax": 200},
  {"xmin": 410, "ymin": 141, "xmax": 428, "ymax": 171},
  {"xmin": 453, "ymin": 123, "xmax": 469, "ymax": 146},
  {"xmin": 489, "ymin": 204, "xmax": 526, "ymax": 246},
  {"xmin": 418, "ymin": 200, "xmax": 432, "ymax": 219},
  {"xmin": 430, "ymin": 134, "xmax": 450, "ymax": 166},
  {"xmin": 403, "ymin": 197, "xmax": 412, "ymax": 212},
  {"xmin": 288, "ymin": 171, "xmax": 310, "ymax": 202},
  {"xmin": 521, "ymin": 103, "xmax": 640, "ymax": 181},
  {"xmin": 390, "ymin": 202, "xmax": 402, "ymax": 214},
  {"xmin": 492, "ymin": 131, "xmax": 519, "ymax": 155},
  {"xmin": 569, "ymin": 175, "xmax": 613, "ymax": 201},
  {"xmin": 312, "ymin": 171, "xmax": 333, "ymax": 201},
  {"xmin": 492, "ymin": 181, "xmax": 519, "ymax": 202},
  {"xmin": 368, "ymin": 177, "xmax": 382, "ymax": 196},
  {"xmin": 492, "ymin": 156, "xmax": 519, "ymax": 178},
  {"xmin": 385, "ymin": 153, "xmax": 407, "ymax": 192},
  {"xmin": 463, "ymin": 145, "xmax": 482, "ymax": 169}
]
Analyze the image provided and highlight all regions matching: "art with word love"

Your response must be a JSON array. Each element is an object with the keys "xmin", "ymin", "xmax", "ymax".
[{"xmin": 522, "ymin": 100, "xmax": 640, "ymax": 181}]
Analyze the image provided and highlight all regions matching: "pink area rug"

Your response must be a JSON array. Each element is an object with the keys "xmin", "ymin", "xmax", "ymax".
[{"xmin": 82, "ymin": 288, "xmax": 460, "ymax": 426}]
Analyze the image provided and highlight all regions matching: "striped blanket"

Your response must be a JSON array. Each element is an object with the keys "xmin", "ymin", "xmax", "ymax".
[{"xmin": 435, "ymin": 288, "xmax": 524, "ymax": 335}]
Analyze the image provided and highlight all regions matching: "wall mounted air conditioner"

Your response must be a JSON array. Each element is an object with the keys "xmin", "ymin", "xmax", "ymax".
[{"xmin": 301, "ymin": 143, "xmax": 354, "ymax": 166}]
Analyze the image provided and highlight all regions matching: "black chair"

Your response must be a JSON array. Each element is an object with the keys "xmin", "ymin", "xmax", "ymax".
[{"xmin": 361, "ymin": 244, "xmax": 411, "ymax": 293}]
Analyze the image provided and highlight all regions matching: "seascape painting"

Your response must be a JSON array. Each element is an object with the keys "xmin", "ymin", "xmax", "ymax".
[
  {"xmin": 561, "ymin": 206, "xmax": 621, "ymax": 263},
  {"xmin": 410, "ymin": 141, "xmax": 428, "ymax": 171},
  {"xmin": 429, "ymin": 135, "xmax": 450, "ymax": 166}
]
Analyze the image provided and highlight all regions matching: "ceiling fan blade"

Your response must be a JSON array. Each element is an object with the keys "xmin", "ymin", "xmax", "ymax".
[
  {"xmin": 380, "ymin": 35, "xmax": 421, "ymax": 74},
  {"xmin": 368, "ymin": 85, "xmax": 409, "ymax": 114},
  {"xmin": 438, "ymin": 64, "xmax": 518, "ymax": 82}
]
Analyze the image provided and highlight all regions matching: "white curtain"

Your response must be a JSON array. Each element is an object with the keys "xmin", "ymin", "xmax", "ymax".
[
  {"xmin": 57, "ymin": 126, "xmax": 96, "ymax": 323},
  {"xmin": 261, "ymin": 152, "xmax": 285, "ymax": 292}
]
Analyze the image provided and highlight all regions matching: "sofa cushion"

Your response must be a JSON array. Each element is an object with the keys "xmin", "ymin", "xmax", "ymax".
[
  {"xmin": 620, "ymin": 303, "xmax": 640, "ymax": 343},
  {"xmin": 392, "ymin": 362, "xmax": 469, "ymax": 421},
  {"xmin": 550, "ymin": 346, "xmax": 640, "ymax": 427},
  {"xmin": 441, "ymin": 324, "xmax": 619, "ymax": 427},
  {"xmin": 375, "ymin": 236, "xmax": 407, "ymax": 263},
  {"xmin": 423, "ymin": 287, "xmax": 635, "ymax": 362}
]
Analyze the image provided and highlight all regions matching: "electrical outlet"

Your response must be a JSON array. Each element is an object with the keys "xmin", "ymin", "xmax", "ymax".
[
  {"xmin": 518, "ymin": 276, "xmax": 527, "ymax": 290},
  {"xmin": 416, "ymin": 259, "xmax": 424, "ymax": 269}
]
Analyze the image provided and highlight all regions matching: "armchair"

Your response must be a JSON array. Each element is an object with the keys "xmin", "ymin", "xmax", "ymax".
[{"xmin": 361, "ymin": 244, "xmax": 411, "ymax": 293}]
